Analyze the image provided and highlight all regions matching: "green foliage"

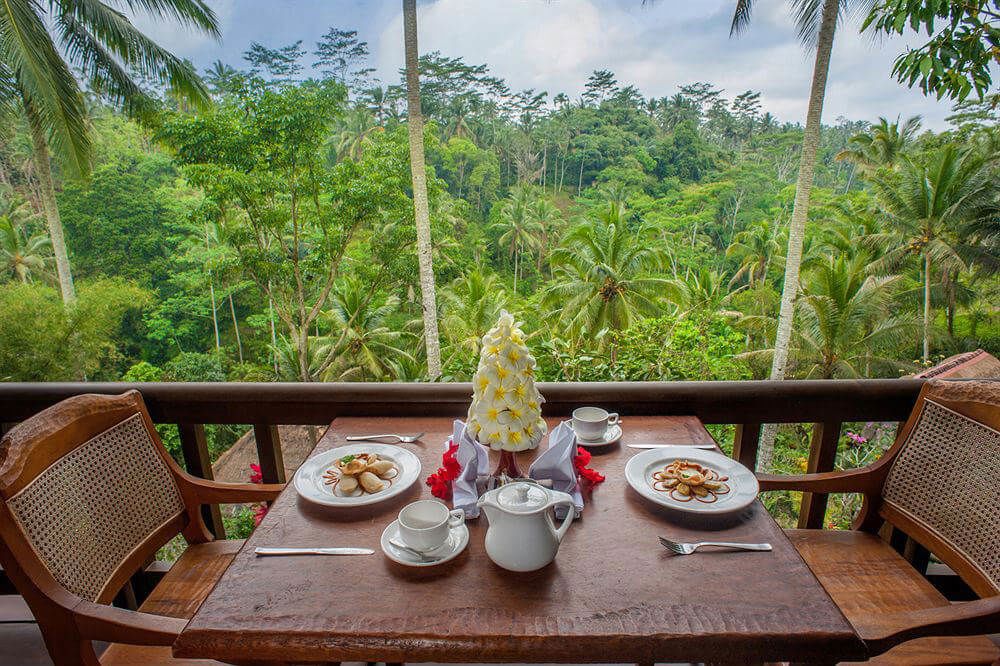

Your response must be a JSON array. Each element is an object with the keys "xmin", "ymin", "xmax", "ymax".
[
  {"xmin": 122, "ymin": 361, "xmax": 163, "ymax": 382},
  {"xmin": 0, "ymin": 279, "xmax": 149, "ymax": 381},
  {"xmin": 163, "ymin": 352, "xmax": 226, "ymax": 382},
  {"xmin": 864, "ymin": 0, "xmax": 999, "ymax": 102}
]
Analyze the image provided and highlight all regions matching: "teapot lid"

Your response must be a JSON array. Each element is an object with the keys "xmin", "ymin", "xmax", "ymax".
[{"xmin": 495, "ymin": 481, "xmax": 550, "ymax": 513}]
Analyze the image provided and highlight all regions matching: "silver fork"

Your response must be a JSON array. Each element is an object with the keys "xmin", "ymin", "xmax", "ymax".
[
  {"xmin": 345, "ymin": 433, "xmax": 424, "ymax": 443},
  {"xmin": 659, "ymin": 536, "xmax": 772, "ymax": 554}
]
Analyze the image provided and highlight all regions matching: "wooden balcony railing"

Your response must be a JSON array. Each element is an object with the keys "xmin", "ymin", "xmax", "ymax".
[{"xmin": 0, "ymin": 379, "xmax": 925, "ymax": 538}]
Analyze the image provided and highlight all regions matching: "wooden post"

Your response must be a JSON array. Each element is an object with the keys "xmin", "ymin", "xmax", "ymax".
[
  {"xmin": 178, "ymin": 423, "xmax": 226, "ymax": 539},
  {"xmin": 253, "ymin": 424, "xmax": 285, "ymax": 484},
  {"xmin": 797, "ymin": 421, "xmax": 841, "ymax": 529},
  {"xmin": 733, "ymin": 422, "xmax": 761, "ymax": 471}
]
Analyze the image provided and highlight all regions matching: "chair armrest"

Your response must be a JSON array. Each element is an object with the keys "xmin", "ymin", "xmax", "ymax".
[
  {"xmin": 757, "ymin": 466, "xmax": 877, "ymax": 494},
  {"xmin": 858, "ymin": 595, "xmax": 1000, "ymax": 656},
  {"xmin": 185, "ymin": 476, "xmax": 284, "ymax": 504},
  {"xmin": 72, "ymin": 599, "xmax": 186, "ymax": 645}
]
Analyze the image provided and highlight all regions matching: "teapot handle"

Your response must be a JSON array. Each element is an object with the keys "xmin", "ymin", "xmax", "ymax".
[{"xmin": 546, "ymin": 500, "xmax": 575, "ymax": 543}]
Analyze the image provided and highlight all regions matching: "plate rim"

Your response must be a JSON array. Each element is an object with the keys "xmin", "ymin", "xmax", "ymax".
[
  {"xmin": 624, "ymin": 446, "xmax": 758, "ymax": 514},
  {"xmin": 294, "ymin": 443, "xmax": 422, "ymax": 507},
  {"xmin": 380, "ymin": 519, "xmax": 469, "ymax": 567}
]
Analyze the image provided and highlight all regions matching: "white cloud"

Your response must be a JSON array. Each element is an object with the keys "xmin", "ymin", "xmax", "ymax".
[{"xmin": 373, "ymin": 0, "xmax": 955, "ymax": 128}]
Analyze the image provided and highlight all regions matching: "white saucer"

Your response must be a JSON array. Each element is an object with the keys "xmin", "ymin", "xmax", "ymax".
[
  {"xmin": 380, "ymin": 519, "xmax": 469, "ymax": 567},
  {"xmin": 573, "ymin": 423, "xmax": 623, "ymax": 447}
]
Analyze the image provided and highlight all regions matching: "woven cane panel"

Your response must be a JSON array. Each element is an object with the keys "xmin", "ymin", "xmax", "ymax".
[
  {"xmin": 6, "ymin": 414, "xmax": 184, "ymax": 601},
  {"xmin": 883, "ymin": 399, "xmax": 1000, "ymax": 589}
]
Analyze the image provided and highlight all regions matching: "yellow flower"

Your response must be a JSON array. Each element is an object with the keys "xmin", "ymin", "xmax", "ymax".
[
  {"xmin": 508, "ymin": 430, "xmax": 523, "ymax": 445},
  {"xmin": 476, "ymin": 374, "xmax": 490, "ymax": 392},
  {"xmin": 486, "ymin": 406, "xmax": 500, "ymax": 422},
  {"xmin": 512, "ymin": 383, "xmax": 527, "ymax": 400},
  {"xmin": 486, "ymin": 343, "xmax": 501, "ymax": 357},
  {"xmin": 509, "ymin": 406, "xmax": 522, "ymax": 421},
  {"xmin": 493, "ymin": 384, "xmax": 507, "ymax": 401},
  {"xmin": 495, "ymin": 363, "xmax": 509, "ymax": 380}
]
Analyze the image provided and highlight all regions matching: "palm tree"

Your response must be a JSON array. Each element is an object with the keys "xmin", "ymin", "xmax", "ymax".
[
  {"xmin": 492, "ymin": 186, "xmax": 542, "ymax": 293},
  {"xmin": 726, "ymin": 219, "xmax": 780, "ymax": 287},
  {"xmin": 439, "ymin": 269, "xmax": 507, "ymax": 366},
  {"xmin": 667, "ymin": 267, "xmax": 742, "ymax": 319},
  {"xmin": 0, "ymin": 195, "xmax": 49, "ymax": 283},
  {"xmin": 744, "ymin": 256, "xmax": 916, "ymax": 378},
  {"xmin": 835, "ymin": 115, "xmax": 921, "ymax": 172},
  {"xmin": 731, "ymin": 0, "xmax": 853, "ymax": 470},
  {"xmin": 402, "ymin": 0, "xmax": 442, "ymax": 379},
  {"xmin": 0, "ymin": 0, "xmax": 218, "ymax": 303},
  {"xmin": 868, "ymin": 146, "xmax": 995, "ymax": 362},
  {"xmin": 545, "ymin": 218, "xmax": 668, "ymax": 338},
  {"xmin": 332, "ymin": 107, "xmax": 377, "ymax": 161},
  {"xmin": 527, "ymin": 196, "xmax": 563, "ymax": 274},
  {"xmin": 317, "ymin": 279, "xmax": 415, "ymax": 381},
  {"xmin": 203, "ymin": 60, "xmax": 240, "ymax": 96}
]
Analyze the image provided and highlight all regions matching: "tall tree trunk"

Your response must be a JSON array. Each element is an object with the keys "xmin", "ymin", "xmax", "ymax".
[
  {"xmin": 209, "ymin": 280, "xmax": 221, "ymax": 352},
  {"xmin": 229, "ymin": 293, "xmax": 244, "ymax": 363},
  {"xmin": 403, "ymin": 0, "xmax": 443, "ymax": 379},
  {"xmin": 922, "ymin": 252, "xmax": 931, "ymax": 363},
  {"xmin": 25, "ymin": 101, "xmax": 75, "ymax": 304},
  {"xmin": 757, "ymin": 0, "xmax": 839, "ymax": 472}
]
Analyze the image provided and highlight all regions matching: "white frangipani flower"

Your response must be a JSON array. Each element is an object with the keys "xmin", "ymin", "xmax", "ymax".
[{"xmin": 467, "ymin": 310, "xmax": 546, "ymax": 451}]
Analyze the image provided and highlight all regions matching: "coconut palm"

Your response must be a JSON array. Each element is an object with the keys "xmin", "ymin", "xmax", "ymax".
[
  {"xmin": 332, "ymin": 107, "xmax": 377, "ymax": 161},
  {"xmin": 835, "ymin": 115, "xmax": 921, "ymax": 172},
  {"xmin": 743, "ymin": 256, "xmax": 916, "ymax": 378},
  {"xmin": 731, "ymin": 0, "xmax": 866, "ymax": 470},
  {"xmin": 402, "ymin": 0, "xmax": 442, "ymax": 379},
  {"xmin": 726, "ymin": 219, "xmax": 780, "ymax": 286},
  {"xmin": 439, "ymin": 269, "xmax": 507, "ymax": 366},
  {"xmin": 492, "ymin": 186, "xmax": 542, "ymax": 293},
  {"xmin": 868, "ymin": 146, "xmax": 996, "ymax": 362},
  {"xmin": 0, "ymin": 196, "xmax": 49, "ymax": 283},
  {"xmin": 317, "ymin": 278, "xmax": 415, "ymax": 381},
  {"xmin": 667, "ymin": 267, "xmax": 742, "ymax": 319},
  {"xmin": 0, "ymin": 0, "xmax": 218, "ymax": 304},
  {"xmin": 545, "ymin": 218, "xmax": 668, "ymax": 338},
  {"xmin": 526, "ymin": 196, "xmax": 563, "ymax": 274}
]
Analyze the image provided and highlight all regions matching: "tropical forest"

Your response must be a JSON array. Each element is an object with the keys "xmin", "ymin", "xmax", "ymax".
[{"xmin": 1, "ymin": 0, "xmax": 998, "ymax": 529}]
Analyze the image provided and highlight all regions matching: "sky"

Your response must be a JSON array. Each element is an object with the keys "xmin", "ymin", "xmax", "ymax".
[{"xmin": 134, "ymin": 0, "xmax": 960, "ymax": 130}]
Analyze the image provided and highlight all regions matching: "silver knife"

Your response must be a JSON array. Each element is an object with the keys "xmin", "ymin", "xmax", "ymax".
[
  {"xmin": 254, "ymin": 547, "xmax": 374, "ymax": 556},
  {"xmin": 627, "ymin": 443, "xmax": 717, "ymax": 449}
]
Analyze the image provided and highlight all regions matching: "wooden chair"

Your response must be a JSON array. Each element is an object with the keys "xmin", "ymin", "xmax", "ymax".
[
  {"xmin": 0, "ymin": 391, "xmax": 283, "ymax": 665},
  {"xmin": 759, "ymin": 379, "xmax": 1000, "ymax": 665}
]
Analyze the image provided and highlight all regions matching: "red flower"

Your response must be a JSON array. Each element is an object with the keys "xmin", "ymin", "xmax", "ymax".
[
  {"xmin": 252, "ymin": 504, "xmax": 268, "ymax": 527},
  {"xmin": 425, "ymin": 441, "xmax": 461, "ymax": 500},
  {"xmin": 573, "ymin": 446, "xmax": 605, "ymax": 486},
  {"xmin": 249, "ymin": 463, "xmax": 263, "ymax": 484}
]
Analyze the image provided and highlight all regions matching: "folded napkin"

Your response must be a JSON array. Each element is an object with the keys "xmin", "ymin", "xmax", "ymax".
[
  {"xmin": 449, "ymin": 420, "xmax": 491, "ymax": 518},
  {"xmin": 528, "ymin": 420, "xmax": 583, "ymax": 518}
]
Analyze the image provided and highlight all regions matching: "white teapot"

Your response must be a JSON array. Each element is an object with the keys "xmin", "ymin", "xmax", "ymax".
[{"xmin": 477, "ymin": 481, "xmax": 575, "ymax": 572}]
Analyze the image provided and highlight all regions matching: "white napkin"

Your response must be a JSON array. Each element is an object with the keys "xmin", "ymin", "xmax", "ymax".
[
  {"xmin": 528, "ymin": 420, "xmax": 583, "ymax": 518},
  {"xmin": 450, "ymin": 420, "xmax": 491, "ymax": 518}
]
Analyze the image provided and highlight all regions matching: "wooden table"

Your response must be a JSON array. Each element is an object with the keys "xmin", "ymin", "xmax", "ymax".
[{"xmin": 174, "ymin": 416, "xmax": 866, "ymax": 664}]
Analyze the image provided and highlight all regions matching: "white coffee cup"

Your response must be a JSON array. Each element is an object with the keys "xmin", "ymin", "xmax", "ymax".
[
  {"xmin": 571, "ymin": 406, "xmax": 620, "ymax": 442},
  {"xmin": 398, "ymin": 500, "xmax": 464, "ymax": 552}
]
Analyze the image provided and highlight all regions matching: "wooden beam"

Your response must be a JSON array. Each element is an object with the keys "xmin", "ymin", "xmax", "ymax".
[
  {"xmin": 253, "ymin": 424, "xmax": 285, "ymax": 484},
  {"xmin": 733, "ymin": 422, "xmax": 761, "ymax": 471},
  {"xmin": 177, "ymin": 424, "xmax": 225, "ymax": 539},
  {"xmin": 798, "ymin": 421, "xmax": 841, "ymax": 529},
  {"xmin": 0, "ymin": 379, "xmax": 925, "ymax": 425}
]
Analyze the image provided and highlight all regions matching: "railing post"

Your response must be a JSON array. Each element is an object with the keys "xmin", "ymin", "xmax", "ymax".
[
  {"xmin": 732, "ymin": 422, "xmax": 761, "ymax": 471},
  {"xmin": 797, "ymin": 421, "xmax": 841, "ymax": 529},
  {"xmin": 253, "ymin": 424, "xmax": 285, "ymax": 484},
  {"xmin": 178, "ymin": 423, "xmax": 226, "ymax": 539}
]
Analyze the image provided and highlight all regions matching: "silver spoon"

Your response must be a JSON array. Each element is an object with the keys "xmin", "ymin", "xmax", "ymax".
[
  {"xmin": 388, "ymin": 538, "xmax": 434, "ymax": 562},
  {"xmin": 345, "ymin": 433, "xmax": 424, "ymax": 443}
]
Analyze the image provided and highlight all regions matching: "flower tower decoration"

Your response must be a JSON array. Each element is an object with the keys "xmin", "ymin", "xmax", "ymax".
[{"xmin": 467, "ymin": 310, "xmax": 546, "ymax": 479}]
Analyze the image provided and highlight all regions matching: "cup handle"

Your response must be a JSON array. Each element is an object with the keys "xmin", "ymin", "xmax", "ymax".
[
  {"xmin": 548, "ymin": 500, "xmax": 575, "ymax": 542},
  {"xmin": 607, "ymin": 413, "xmax": 620, "ymax": 426},
  {"xmin": 447, "ymin": 509, "xmax": 465, "ymax": 527}
]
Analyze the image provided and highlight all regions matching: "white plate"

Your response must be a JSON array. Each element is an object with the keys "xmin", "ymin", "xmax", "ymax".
[
  {"xmin": 294, "ymin": 444, "xmax": 421, "ymax": 507},
  {"xmin": 380, "ymin": 519, "xmax": 469, "ymax": 567},
  {"xmin": 573, "ymin": 423, "xmax": 623, "ymax": 447},
  {"xmin": 625, "ymin": 447, "xmax": 758, "ymax": 515}
]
